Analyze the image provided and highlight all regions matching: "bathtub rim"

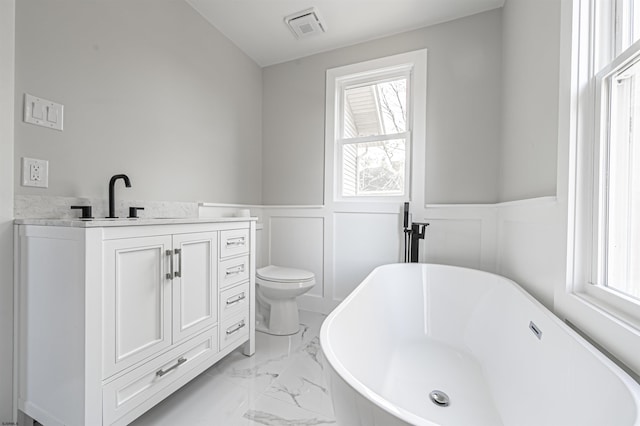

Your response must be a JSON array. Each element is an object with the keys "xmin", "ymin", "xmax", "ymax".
[{"xmin": 319, "ymin": 262, "xmax": 640, "ymax": 426}]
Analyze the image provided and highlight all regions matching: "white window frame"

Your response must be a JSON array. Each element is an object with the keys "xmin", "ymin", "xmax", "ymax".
[
  {"xmin": 325, "ymin": 50, "xmax": 427, "ymax": 204},
  {"xmin": 587, "ymin": 36, "xmax": 640, "ymax": 318},
  {"xmin": 557, "ymin": 0, "xmax": 640, "ymax": 374}
]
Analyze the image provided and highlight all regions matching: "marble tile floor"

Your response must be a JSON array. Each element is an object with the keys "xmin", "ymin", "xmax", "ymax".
[{"xmin": 132, "ymin": 310, "xmax": 336, "ymax": 426}]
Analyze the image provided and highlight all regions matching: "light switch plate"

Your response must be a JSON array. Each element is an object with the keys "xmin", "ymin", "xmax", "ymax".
[
  {"xmin": 24, "ymin": 93, "xmax": 64, "ymax": 131},
  {"xmin": 22, "ymin": 157, "xmax": 49, "ymax": 188}
]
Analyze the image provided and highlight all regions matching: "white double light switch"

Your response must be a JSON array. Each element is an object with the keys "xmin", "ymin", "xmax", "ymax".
[{"xmin": 24, "ymin": 93, "xmax": 64, "ymax": 131}]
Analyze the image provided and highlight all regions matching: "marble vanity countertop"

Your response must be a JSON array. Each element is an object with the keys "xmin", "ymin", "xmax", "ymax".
[{"xmin": 15, "ymin": 217, "xmax": 258, "ymax": 228}]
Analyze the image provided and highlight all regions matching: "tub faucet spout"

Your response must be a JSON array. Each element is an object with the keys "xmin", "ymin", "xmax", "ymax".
[{"xmin": 107, "ymin": 174, "xmax": 131, "ymax": 218}]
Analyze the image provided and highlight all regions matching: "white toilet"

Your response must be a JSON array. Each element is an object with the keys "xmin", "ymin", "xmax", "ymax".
[{"xmin": 255, "ymin": 265, "xmax": 316, "ymax": 336}]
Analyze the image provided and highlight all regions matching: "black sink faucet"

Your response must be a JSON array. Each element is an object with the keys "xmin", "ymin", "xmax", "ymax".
[{"xmin": 107, "ymin": 174, "xmax": 131, "ymax": 218}]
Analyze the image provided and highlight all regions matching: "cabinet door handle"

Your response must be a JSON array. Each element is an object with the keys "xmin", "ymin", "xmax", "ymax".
[
  {"xmin": 226, "ymin": 320, "xmax": 246, "ymax": 335},
  {"xmin": 174, "ymin": 248, "xmax": 182, "ymax": 278},
  {"xmin": 166, "ymin": 249, "xmax": 174, "ymax": 280},
  {"xmin": 156, "ymin": 356, "xmax": 187, "ymax": 377},
  {"xmin": 225, "ymin": 264, "xmax": 245, "ymax": 276},
  {"xmin": 226, "ymin": 237, "xmax": 245, "ymax": 247},
  {"xmin": 226, "ymin": 292, "xmax": 246, "ymax": 306}
]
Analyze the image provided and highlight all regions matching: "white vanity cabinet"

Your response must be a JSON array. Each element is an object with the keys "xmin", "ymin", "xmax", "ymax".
[
  {"xmin": 14, "ymin": 219, "xmax": 256, "ymax": 426},
  {"xmin": 102, "ymin": 234, "xmax": 174, "ymax": 378},
  {"xmin": 102, "ymin": 231, "xmax": 220, "ymax": 378}
]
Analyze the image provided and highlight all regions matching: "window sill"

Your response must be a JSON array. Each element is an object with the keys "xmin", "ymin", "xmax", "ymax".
[
  {"xmin": 578, "ymin": 285, "xmax": 640, "ymax": 332},
  {"xmin": 557, "ymin": 287, "xmax": 640, "ymax": 346},
  {"xmin": 555, "ymin": 288, "xmax": 640, "ymax": 375}
]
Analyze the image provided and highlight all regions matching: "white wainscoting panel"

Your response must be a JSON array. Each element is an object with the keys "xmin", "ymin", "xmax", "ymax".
[
  {"xmin": 333, "ymin": 212, "xmax": 402, "ymax": 301},
  {"xmin": 268, "ymin": 216, "xmax": 324, "ymax": 298},
  {"xmin": 420, "ymin": 204, "xmax": 498, "ymax": 273},
  {"xmin": 199, "ymin": 199, "xmax": 559, "ymax": 316},
  {"xmin": 496, "ymin": 197, "xmax": 564, "ymax": 310},
  {"xmin": 420, "ymin": 218, "xmax": 483, "ymax": 269},
  {"xmin": 259, "ymin": 204, "xmax": 501, "ymax": 314}
]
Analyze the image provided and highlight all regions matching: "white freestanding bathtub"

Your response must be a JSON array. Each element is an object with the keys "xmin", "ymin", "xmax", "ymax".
[{"xmin": 320, "ymin": 263, "xmax": 640, "ymax": 426}]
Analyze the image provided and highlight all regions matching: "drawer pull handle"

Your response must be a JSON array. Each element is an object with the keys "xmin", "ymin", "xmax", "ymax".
[
  {"xmin": 166, "ymin": 249, "xmax": 174, "ymax": 280},
  {"xmin": 226, "ymin": 320, "xmax": 246, "ymax": 335},
  {"xmin": 226, "ymin": 293, "xmax": 246, "ymax": 306},
  {"xmin": 226, "ymin": 237, "xmax": 246, "ymax": 247},
  {"xmin": 156, "ymin": 357, "xmax": 187, "ymax": 377},
  {"xmin": 174, "ymin": 248, "xmax": 182, "ymax": 278},
  {"xmin": 225, "ymin": 265, "xmax": 245, "ymax": 276}
]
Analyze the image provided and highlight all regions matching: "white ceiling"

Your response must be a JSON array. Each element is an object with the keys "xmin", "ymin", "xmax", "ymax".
[{"xmin": 186, "ymin": 0, "xmax": 505, "ymax": 67}]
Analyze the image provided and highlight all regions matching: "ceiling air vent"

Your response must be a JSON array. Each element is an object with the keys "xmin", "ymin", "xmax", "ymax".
[{"xmin": 284, "ymin": 7, "xmax": 326, "ymax": 39}]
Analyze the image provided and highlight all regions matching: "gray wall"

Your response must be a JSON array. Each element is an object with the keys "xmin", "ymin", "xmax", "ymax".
[
  {"xmin": 14, "ymin": 0, "xmax": 263, "ymax": 205},
  {"xmin": 0, "ymin": 1, "xmax": 14, "ymax": 421},
  {"xmin": 499, "ymin": 0, "xmax": 560, "ymax": 201},
  {"xmin": 262, "ymin": 9, "xmax": 503, "ymax": 205}
]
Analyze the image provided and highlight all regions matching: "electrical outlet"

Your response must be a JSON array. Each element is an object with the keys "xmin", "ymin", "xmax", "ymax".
[
  {"xmin": 30, "ymin": 163, "xmax": 42, "ymax": 181},
  {"xmin": 22, "ymin": 157, "xmax": 49, "ymax": 188}
]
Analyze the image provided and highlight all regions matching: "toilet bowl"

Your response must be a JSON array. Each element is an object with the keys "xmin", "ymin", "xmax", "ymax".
[{"xmin": 255, "ymin": 265, "xmax": 315, "ymax": 336}]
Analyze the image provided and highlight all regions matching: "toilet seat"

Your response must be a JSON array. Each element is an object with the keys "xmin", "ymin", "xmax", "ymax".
[{"xmin": 257, "ymin": 265, "xmax": 314, "ymax": 283}]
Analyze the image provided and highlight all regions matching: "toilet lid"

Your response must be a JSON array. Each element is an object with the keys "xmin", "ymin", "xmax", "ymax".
[{"xmin": 257, "ymin": 265, "xmax": 315, "ymax": 283}]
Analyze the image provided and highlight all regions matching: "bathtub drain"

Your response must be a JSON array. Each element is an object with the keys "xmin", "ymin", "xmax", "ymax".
[{"xmin": 429, "ymin": 390, "xmax": 450, "ymax": 407}]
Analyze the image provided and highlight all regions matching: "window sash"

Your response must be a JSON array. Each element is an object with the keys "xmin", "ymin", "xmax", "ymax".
[
  {"xmin": 338, "ymin": 131, "xmax": 410, "ymax": 146},
  {"xmin": 338, "ymin": 71, "xmax": 411, "ymax": 134},
  {"xmin": 337, "ymin": 137, "xmax": 409, "ymax": 199},
  {"xmin": 342, "ymin": 139, "xmax": 406, "ymax": 197},
  {"xmin": 335, "ymin": 67, "xmax": 412, "ymax": 200},
  {"xmin": 613, "ymin": 0, "xmax": 640, "ymax": 57},
  {"xmin": 343, "ymin": 74, "xmax": 410, "ymax": 92},
  {"xmin": 591, "ymin": 18, "xmax": 640, "ymax": 307}
]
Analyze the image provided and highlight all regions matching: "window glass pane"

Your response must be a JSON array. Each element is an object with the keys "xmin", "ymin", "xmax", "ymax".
[
  {"xmin": 634, "ymin": 1, "xmax": 640, "ymax": 47},
  {"xmin": 605, "ymin": 56, "xmax": 640, "ymax": 299},
  {"xmin": 343, "ymin": 78, "xmax": 407, "ymax": 138},
  {"xmin": 342, "ymin": 139, "xmax": 405, "ymax": 196},
  {"xmin": 617, "ymin": 0, "xmax": 640, "ymax": 54}
]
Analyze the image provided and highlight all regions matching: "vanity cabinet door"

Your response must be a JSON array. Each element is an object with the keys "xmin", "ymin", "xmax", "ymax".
[
  {"xmin": 172, "ymin": 232, "xmax": 218, "ymax": 343},
  {"xmin": 103, "ymin": 235, "xmax": 173, "ymax": 378}
]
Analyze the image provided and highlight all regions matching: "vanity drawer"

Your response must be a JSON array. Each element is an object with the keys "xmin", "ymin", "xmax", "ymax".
[
  {"xmin": 219, "ymin": 255, "xmax": 250, "ymax": 289},
  {"xmin": 103, "ymin": 327, "xmax": 217, "ymax": 425},
  {"xmin": 220, "ymin": 312, "xmax": 249, "ymax": 351},
  {"xmin": 220, "ymin": 282, "xmax": 250, "ymax": 321},
  {"xmin": 220, "ymin": 229, "xmax": 249, "ymax": 259}
]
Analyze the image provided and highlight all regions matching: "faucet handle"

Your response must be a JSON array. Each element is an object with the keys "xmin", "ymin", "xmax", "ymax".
[
  {"xmin": 128, "ymin": 207, "xmax": 145, "ymax": 219},
  {"xmin": 71, "ymin": 205, "xmax": 93, "ymax": 219}
]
